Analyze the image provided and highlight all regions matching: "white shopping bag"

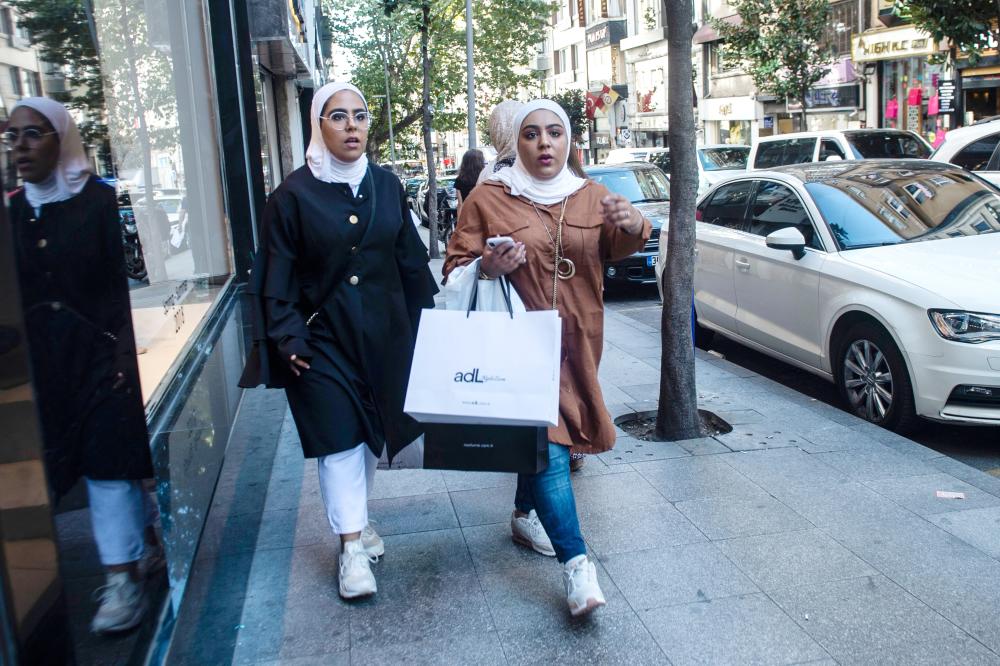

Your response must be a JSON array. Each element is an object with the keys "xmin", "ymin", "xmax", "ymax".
[
  {"xmin": 404, "ymin": 307, "xmax": 561, "ymax": 426},
  {"xmin": 443, "ymin": 257, "xmax": 526, "ymax": 313}
]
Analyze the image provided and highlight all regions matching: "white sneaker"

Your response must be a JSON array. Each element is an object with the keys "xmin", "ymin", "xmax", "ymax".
[
  {"xmin": 511, "ymin": 510, "xmax": 556, "ymax": 557},
  {"xmin": 90, "ymin": 571, "xmax": 147, "ymax": 634},
  {"xmin": 339, "ymin": 539, "xmax": 377, "ymax": 599},
  {"xmin": 563, "ymin": 555, "xmax": 606, "ymax": 617},
  {"xmin": 361, "ymin": 523, "xmax": 384, "ymax": 558}
]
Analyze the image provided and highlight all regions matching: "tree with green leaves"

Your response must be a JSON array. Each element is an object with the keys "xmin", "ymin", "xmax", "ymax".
[
  {"xmin": 9, "ymin": 0, "xmax": 105, "ymax": 142},
  {"xmin": 549, "ymin": 89, "xmax": 587, "ymax": 142},
  {"xmin": 893, "ymin": 0, "xmax": 1000, "ymax": 65},
  {"xmin": 329, "ymin": 0, "xmax": 551, "ymax": 161},
  {"xmin": 712, "ymin": 0, "xmax": 834, "ymax": 130}
]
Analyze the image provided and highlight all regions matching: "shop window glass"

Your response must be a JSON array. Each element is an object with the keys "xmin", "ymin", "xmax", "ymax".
[
  {"xmin": 701, "ymin": 180, "xmax": 752, "ymax": 229},
  {"xmin": 950, "ymin": 133, "xmax": 1000, "ymax": 172},
  {"xmin": 8, "ymin": 65, "xmax": 21, "ymax": 96},
  {"xmin": 0, "ymin": 0, "xmax": 235, "ymax": 660}
]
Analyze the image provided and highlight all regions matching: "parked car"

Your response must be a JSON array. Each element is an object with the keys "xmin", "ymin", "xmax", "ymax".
[
  {"xmin": 405, "ymin": 176, "xmax": 425, "ymax": 217},
  {"xmin": 655, "ymin": 160, "xmax": 1000, "ymax": 431},
  {"xmin": 748, "ymin": 129, "xmax": 931, "ymax": 170},
  {"xmin": 930, "ymin": 117, "xmax": 1000, "ymax": 188},
  {"xmin": 649, "ymin": 144, "xmax": 750, "ymax": 196},
  {"xmin": 155, "ymin": 192, "xmax": 188, "ymax": 254},
  {"xmin": 604, "ymin": 147, "xmax": 670, "ymax": 164},
  {"xmin": 584, "ymin": 162, "xmax": 668, "ymax": 286},
  {"xmin": 417, "ymin": 174, "xmax": 458, "ymax": 243}
]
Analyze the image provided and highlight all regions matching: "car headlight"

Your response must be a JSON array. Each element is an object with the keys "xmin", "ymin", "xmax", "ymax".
[{"xmin": 928, "ymin": 310, "xmax": 1000, "ymax": 343}]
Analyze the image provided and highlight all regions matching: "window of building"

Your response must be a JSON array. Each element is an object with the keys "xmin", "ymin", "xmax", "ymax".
[
  {"xmin": 571, "ymin": 44, "xmax": 579, "ymax": 71},
  {"xmin": 25, "ymin": 70, "xmax": 41, "ymax": 97},
  {"xmin": 8, "ymin": 66, "xmax": 22, "ymax": 97},
  {"xmin": 828, "ymin": 0, "xmax": 859, "ymax": 56},
  {"xmin": 638, "ymin": 0, "xmax": 660, "ymax": 30},
  {"xmin": 710, "ymin": 42, "xmax": 736, "ymax": 75},
  {"xmin": 0, "ymin": 8, "xmax": 12, "ymax": 36}
]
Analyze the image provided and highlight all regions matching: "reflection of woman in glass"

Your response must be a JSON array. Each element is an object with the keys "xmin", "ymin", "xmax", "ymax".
[
  {"xmin": 240, "ymin": 83, "xmax": 437, "ymax": 599},
  {"xmin": 5, "ymin": 98, "xmax": 158, "ymax": 634}
]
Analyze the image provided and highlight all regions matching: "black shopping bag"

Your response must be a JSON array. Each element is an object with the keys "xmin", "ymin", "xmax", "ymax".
[{"xmin": 422, "ymin": 423, "xmax": 549, "ymax": 474}]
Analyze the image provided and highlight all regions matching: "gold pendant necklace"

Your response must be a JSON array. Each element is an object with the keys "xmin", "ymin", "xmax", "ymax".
[{"xmin": 531, "ymin": 198, "xmax": 572, "ymax": 309}]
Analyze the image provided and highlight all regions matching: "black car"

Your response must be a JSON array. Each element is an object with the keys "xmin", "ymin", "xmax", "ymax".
[{"xmin": 584, "ymin": 162, "xmax": 668, "ymax": 286}]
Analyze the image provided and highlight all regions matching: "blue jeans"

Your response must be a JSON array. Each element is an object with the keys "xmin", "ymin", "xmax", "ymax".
[{"xmin": 515, "ymin": 443, "xmax": 587, "ymax": 563}]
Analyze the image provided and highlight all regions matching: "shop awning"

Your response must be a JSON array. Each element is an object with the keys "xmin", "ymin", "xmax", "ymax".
[{"xmin": 693, "ymin": 14, "xmax": 741, "ymax": 44}]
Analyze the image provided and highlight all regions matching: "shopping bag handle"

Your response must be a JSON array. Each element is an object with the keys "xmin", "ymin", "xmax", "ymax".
[{"xmin": 467, "ymin": 273, "xmax": 515, "ymax": 319}]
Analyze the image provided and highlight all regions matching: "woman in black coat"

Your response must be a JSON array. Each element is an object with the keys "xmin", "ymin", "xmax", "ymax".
[
  {"xmin": 240, "ymin": 82, "xmax": 437, "ymax": 599},
  {"xmin": 6, "ymin": 97, "xmax": 157, "ymax": 634}
]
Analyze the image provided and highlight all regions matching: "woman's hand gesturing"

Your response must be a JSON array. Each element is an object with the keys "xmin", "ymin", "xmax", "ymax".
[
  {"xmin": 601, "ymin": 194, "xmax": 643, "ymax": 235},
  {"xmin": 480, "ymin": 240, "xmax": 527, "ymax": 278}
]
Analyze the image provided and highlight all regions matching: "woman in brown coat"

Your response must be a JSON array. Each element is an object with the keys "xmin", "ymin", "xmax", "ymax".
[{"xmin": 444, "ymin": 99, "xmax": 650, "ymax": 616}]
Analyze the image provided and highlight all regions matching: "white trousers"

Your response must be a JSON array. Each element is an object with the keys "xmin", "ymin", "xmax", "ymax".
[
  {"xmin": 86, "ymin": 479, "xmax": 158, "ymax": 566},
  {"xmin": 317, "ymin": 443, "xmax": 377, "ymax": 535}
]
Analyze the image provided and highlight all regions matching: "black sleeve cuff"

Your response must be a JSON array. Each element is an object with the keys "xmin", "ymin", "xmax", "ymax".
[{"xmin": 278, "ymin": 336, "xmax": 312, "ymax": 361}]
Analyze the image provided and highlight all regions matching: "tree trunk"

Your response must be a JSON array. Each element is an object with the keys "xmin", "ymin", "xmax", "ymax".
[
  {"xmin": 422, "ymin": 0, "xmax": 440, "ymax": 259},
  {"xmin": 656, "ymin": 0, "xmax": 701, "ymax": 441}
]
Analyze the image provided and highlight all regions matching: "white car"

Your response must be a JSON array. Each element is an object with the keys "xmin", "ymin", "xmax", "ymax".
[
  {"xmin": 606, "ymin": 145, "xmax": 750, "ymax": 196},
  {"xmin": 747, "ymin": 129, "xmax": 931, "ymax": 170},
  {"xmin": 656, "ymin": 160, "xmax": 1000, "ymax": 431},
  {"xmin": 931, "ymin": 117, "xmax": 1000, "ymax": 188}
]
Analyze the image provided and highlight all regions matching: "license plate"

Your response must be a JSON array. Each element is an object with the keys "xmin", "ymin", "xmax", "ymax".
[{"xmin": 647, "ymin": 255, "xmax": 658, "ymax": 267}]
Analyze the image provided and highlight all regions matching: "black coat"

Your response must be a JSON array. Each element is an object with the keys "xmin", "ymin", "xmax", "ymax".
[
  {"xmin": 10, "ymin": 177, "xmax": 151, "ymax": 498},
  {"xmin": 240, "ymin": 165, "xmax": 437, "ymax": 460}
]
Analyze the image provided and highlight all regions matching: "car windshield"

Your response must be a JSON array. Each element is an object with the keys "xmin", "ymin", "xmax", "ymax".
[
  {"xmin": 700, "ymin": 146, "xmax": 750, "ymax": 171},
  {"xmin": 804, "ymin": 164, "xmax": 1000, "ymax": 250},
  {"xmin": 588, "ymin": 168, "xmax": 670, "ymax": 202},
  {"xmin": 844, "ymin": 132, "xmax": 930, "ymax": 159}
]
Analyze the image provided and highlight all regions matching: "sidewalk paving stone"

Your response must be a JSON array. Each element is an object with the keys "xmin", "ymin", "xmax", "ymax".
[
  {"xmin": 722, "ymin": 448, "xmax": 849, "ymax": 493},
  {"xmin": 579, "ymin": 500, "xmax": 706, "ymax": 557},
  {"xmin": 596, "ymin": 436, "xmax": 688, "ymax": 465},
  {"xmin": 367, "ymin": 491, "xmax": 459, "ymax": 535},
  {"xmin": 350, "ymin": 634, "xmax": 507, "ymax": 666},
  {"xmin": 601, "ymin": 541, "xmax": 758, "ymax": 611},
  {"xmin": 640, "ymin": 593, "xmax": 831, "ymax": 666},
  {"xmin": 862, "ymin": 473, "xmax": 1000, "ymax": 517},
  {"xmin": 674, "ymin": 493, "xmax": 812, "ymax": 540},
  {"xmin": 768, "ymin": 575, "xmax": 978, "ymax": 662},
  {"xmin": 929, "ymin": 506, "xmax": 1000, "ymax": 558},
  {"xmin": 632, "ymin": 456, "xmax": 764, "ymax": 502},
  {"xmin": 714, "ymin": 529, "xmax": 878, "ymax": 592}
]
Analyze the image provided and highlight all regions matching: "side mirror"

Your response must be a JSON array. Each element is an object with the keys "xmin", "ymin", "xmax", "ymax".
[{"xmin": 765, "ymin": 226, "xmax": 807, "ymax": 260}]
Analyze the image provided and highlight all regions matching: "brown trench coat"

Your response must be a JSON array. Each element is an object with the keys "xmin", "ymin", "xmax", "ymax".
[{"xmin": 443, "ymin": 179, "xmax": 651, "ymax": 454}]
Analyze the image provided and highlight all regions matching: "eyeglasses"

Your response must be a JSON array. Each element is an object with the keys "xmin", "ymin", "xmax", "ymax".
[
  {"xmin": 320, "ymin": 111, "xmax": 371, "ymax": 130},
  {"xmin": 1, "ymin": 128, "xmax": 58, "ymax": 146}
]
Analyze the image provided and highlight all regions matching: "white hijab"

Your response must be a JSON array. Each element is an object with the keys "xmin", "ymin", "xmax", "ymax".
[
  {"xmin": 13, "ymin": 97, "xmax": 92, "ymax": 209},
  {"xmin": 491, "ymin": 99, "xmax": 586, "ymax": 205},
  {"xmin": 306, "ymin": 82, "xmax": 369, "ymax": 194}
]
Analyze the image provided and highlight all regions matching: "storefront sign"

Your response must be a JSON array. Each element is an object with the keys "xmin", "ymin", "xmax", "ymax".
[
  {"xmin": 852, "ymin": 26, "xmax": 938, "ymax": 62},
  {"xmin": 701, "ymin": 96, "xmax": 760, "ymax": 121},
  {"xmin": 576, "ymin": 0, "xmax": 586, "ymax": 27},
  {"xmin": 594, "ymin": 132, "xmax": 611, "ymax": 146},
  {"xmin": 586, "ymin": 20, "xmax": 627, "ymax": 50},
  {"xmin": 937, "ymin": 79, "xmax": 956, "ymax": 113},
  {"xmin": 787, "ymin": 84, "xmax": 861, "ymax": 111}
]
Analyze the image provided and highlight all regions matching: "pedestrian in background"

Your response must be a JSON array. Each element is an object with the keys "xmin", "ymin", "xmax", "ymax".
[
  {"xmin": 240, "ymin": 82, "xmax": 437, "ymax": 600},
  {"xmin": 477, "ymin": 100, "xmax": 523, "ymax": 184},
  {"xmin": 444, "ymin": 99, "xmax": 650, "ymax": 616},
  {"xmin": 454, "ymin": 148, "xmax": 484, "ymax": 214}
]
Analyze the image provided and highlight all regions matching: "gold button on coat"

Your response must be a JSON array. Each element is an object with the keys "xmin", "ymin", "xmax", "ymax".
[
  {"xmin": 349, "ymin": 275, "xmax": 359, "ymax": 285},
  {"xmin": 348, "ymin": 214, "xmax": 359, "ymax": 224},
  {"xmin": 37, "ymin": 239, "xmax": 47, "ymax": 248}
]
